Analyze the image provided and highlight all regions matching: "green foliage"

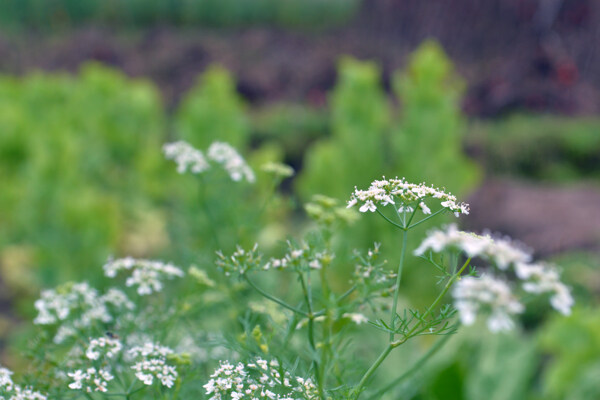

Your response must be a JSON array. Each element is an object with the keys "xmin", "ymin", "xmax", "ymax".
[
  {"xmin": 175, "ymin": 66, "xmax": 249, "ymax": 150},
  {"xmin": 0, "ymin": 64, "xmax": 167, "ymax": 288},
  {"xmin": 392, "ymin": 40, "xmax": 480, "ymax": 194},
  {"xmin": 298, "ymin": 42, "xmax": 480, "ymax": 204},
  {"xmin": 468, "ymin": 114, "xmax": 600, "ymax": 181},
  {"xmin": 538, "ymin": 309, "xmax": 600, "ymax": 400},
  {"xmin": 297, "ymin": 57, "xmax": 390, "ymax": 200},
  {"xmin": 0, "ymin": 0, "xmax": 360, "ymax": 31}
]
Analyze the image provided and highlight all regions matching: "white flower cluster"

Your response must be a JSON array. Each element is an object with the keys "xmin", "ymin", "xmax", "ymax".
[
  {"xmin": 103, "ymin": 257, "xmax": 185, "ymax": 295},
  {"xmin": 216, "ymin": 244, "xmax": 262, "ymax": 276},
  {"xmin": 163, "ymin": 140, "xmax": 255, "ymax": 183},
  {"xmin": 0, "ymin": 366, "xmax": 47, "ymax": 400},
  {"xmin": 85, "ymin": 337, "xmax": 123, "ymax": 360},
  {"xmin": 415, "ymin": 224, "xmax": 574, "ymax": 331},
  {"xmin": 263, "ymin": 242, "xmax": 333, "ymax": 272},
  {"xmin": 208, "ymin": 141, "xmax": 256, "ymax": 183},
  {"xmin": 347, "ymin": 177, "xmax": 469, "ymax": 217},
  {"xmin": 203, "ymin": 358, "xmax": 319, "ymax": 400},
  {"xmin": 163, "ymin": 141, "xmax": 210, "ymax": 174},
  {"xmin": 68, "ymin": 367, "xmax": 114, "ymax": 393},
  {"xmin": 34, "ymin": 283, "xmax": 134, "ymax": 343},
  {"xmin": 128, "ymin": 343, "xmax": 178, "ymax": 388},
  {"xmin": 414, "ymin": 224, "xmax": 531, "ymax": 269},
  {"xmin": 453, "ymin": 275, "xmax": 524, "ymax": 332}
]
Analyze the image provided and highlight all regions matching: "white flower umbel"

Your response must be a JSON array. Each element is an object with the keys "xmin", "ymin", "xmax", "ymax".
[
  {"xmin": 128, "ymin": 343, "xmax": 178, "ymax": 388},
  {"xmin": 414, "ymin": 224, "xmax": 532, "ymax": 269},
  {"xmin": 68, "ymin": 367, "xmax": 114, "ymax": 393},
  {"xmin": 85, "ymin": 337, "xmax": 123, "ymax": 360},
  {"xmin": 343, "ymin": 313, "xmax": 369, "ymax": 325},
  {"xmin": 203, "ymin": 358, "xmax": 319, "ymax": 400},
  {"xmin": 1, "ymin": 365, "xmax": 47, "ymax": 400},
  {"xmin": 163, "ymin": 141, "xmax": 210, "ymax": 174},
  {"xmin": 453, "ymin": 275, "xmax": 524, "ymax": 332},
  {"xmin": 348, "ymin": 177, "xmax": 470, "ymax": 217},
  {"xmin": 207, "ymin": 141, "xmax": 255, "ymax": 183},
  {"xmin": 34, "ymin": 283, "xmax": 134, "ymax": 344},
  {"xmin": 104, "ymin": 257, "xmax": 184, "ymax": 295},
  {"xmin": 515, "ymin": 262, "xmax": 574, "ymax": 315},
  {"xmin": 416, "ymin": 225, "xmax": 574, "ymax": 318}
]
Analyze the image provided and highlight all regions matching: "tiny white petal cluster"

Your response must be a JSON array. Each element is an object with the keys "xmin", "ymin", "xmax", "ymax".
[
  {"xmin": 85, "ymin": 337, "xmax": 123, "ymax": 360},
  {"xmin": 163, "ymin": 141, "xmax": 210, "ymax": 174},
  {"xmin": 208, "ymin": 141, "xmax": 256, "ymax": 183},
  {"xmin": 0, "ymin": 365, "xmax": 47, "ymax": 400},
  {"xmin": 103, "ymin": 257, "xmax": 184, "ymax": 295},
  {"xmin": 453, "ymin": 275, "xmax": 524, "ymax": 332},
  {"xmin": 203, "ymin": 358, "xmax": 319, "ymax": 400},
  {"xmin": 343, "ymin": 313, "xmax": 369, "ymax": 325},
  {"xmin": 515, "ymin": 262, "xmax": 574, "ymax": 316},
  {"xmin": 68, "ymin": 367, "xmax": 114, "ymax": 393},
  {"xmin": 164, "ymin": 140, "xmax": 255, "ymax": 183},
  {"xmin": 262, "ymin": 242, "xmax": 333, "ymax": 272},
  {"xmin": 34, "ymin": 283, "xmax": 134, "ymax": 343},
  {"xmin": 414, "ymin": 224, "xmax": 531, "ymax": 269},
  {"xmin": 416, "ymin": 225, "xmax": 574, "ymax": 330},
  {"xmin": 129, "ymin": 343, "xmax": 178, "ymax": 388},
  {"xmin": 348, "ymin": 177, "xmax": 469, "ymax": 217}
]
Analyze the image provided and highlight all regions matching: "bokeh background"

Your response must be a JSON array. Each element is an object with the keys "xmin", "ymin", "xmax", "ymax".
[{"xmin": 1, "ymin": 1, "xmax": 600, "ymax": 399}]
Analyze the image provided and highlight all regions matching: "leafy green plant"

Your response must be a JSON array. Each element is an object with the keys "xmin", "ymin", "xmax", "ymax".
[{"xmin": 0, "ymin": 64, "xmax": 167, "ymax": 289}]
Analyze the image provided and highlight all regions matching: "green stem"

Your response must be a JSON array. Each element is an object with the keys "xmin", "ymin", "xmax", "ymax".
[
  {"xmin": 198, "ymin": 175, "xmax": 221, "ymax": 249},
  {"xmin": 407, "ymin": 208, "xmax": 446, "ymax": 230},
  {"xmin": 389, "ymin": 229, "xmax": 408, "ymax": 340},
  {"xmin": 352, "ymin": 344, "xmax": 392, "ymax": 399},
  {"xmin": 244, "ymin": 275, "xmax": 309, "ymax": 317},
  {"xmin": 299, "ymin": 272, "xmax": 324, "ymax": 398},
  {"xmin": 366, "ymin": 326, "xmax": 456, "ymax": 400},
  {"xmin": 376, "ymin": 209, "xmax": 405, "ymax": 230}
]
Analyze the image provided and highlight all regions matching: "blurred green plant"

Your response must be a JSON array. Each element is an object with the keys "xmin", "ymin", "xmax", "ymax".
[
  {"xmin": 391, "ymin": 40, "xmax": 480, "ymax": 194},
  {"xmin": 0, "ymin": 64, "xmax": 168, "ymax": 289},
  {"xmin": 297, "ymin": 41, "xmax": 480, "ymax": 203},
  {"xmin": 468, "ymin": 114, "xmax": 600, "ymax": 182},
  {"xmin": 175, "ymin": 66, "xmax": 249, "ymax": 151}
]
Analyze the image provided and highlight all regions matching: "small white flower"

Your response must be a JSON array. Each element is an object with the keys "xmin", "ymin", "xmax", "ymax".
[
  {"xmin": 343, "ymin": 313, "xmax": 369, "ymax": 325},
  {"xmin": 207, "ymin": 141, "xmax": 255, "ymax": 183},
  {"xmin": 348, "ymin": 177, "xmax": 469, "ymax": 217},
  {"xmin": 453, "ymin": 275, "xmax": 524, "ymax": 332},
  {"xmin": 163, "ymin": 141, "xmax": 210, "ymax": 174}
]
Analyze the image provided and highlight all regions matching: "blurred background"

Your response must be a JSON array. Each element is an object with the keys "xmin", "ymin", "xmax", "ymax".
[{"xmin": 1, "ymin": 0, "xmax": 600, "ymax": 399}]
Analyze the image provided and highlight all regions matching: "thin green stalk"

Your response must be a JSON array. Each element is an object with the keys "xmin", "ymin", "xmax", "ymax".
[
  {"xmin": 376, "ymin": 209, "xmax": 405, "ymax": 230},
  {"xmin": 407, "ymin": 208, "xmax": 446, "ymax": 230},
  {"xmin": 299, "ymin": 272, "xmax": 324, "ymax": 398},
  {"xmin": 389, "ymin": 229, "xmax": 408, "ymax": 340},
  {"xmin": 352, "ymin": 344, "xmax": 393, "ymax": 399},
  {"xmin": 244, "ymin": 275, "xmax": 309, "ymax": 317},
  {"xmin": 197, "ymin": 175, "xmax": 221, "ymax": 249},
  {"xmin": 366, "ymin": 326, "xmax": 456, "ymax": 400}
]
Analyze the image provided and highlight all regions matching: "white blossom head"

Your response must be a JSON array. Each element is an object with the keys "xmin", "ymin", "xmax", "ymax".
[
  {"xmin": 163, "ymin": 141, "xmax": 210, "ymax": 174},
  {"xmin": 207, "ymin": 141, "xmax": 255, "ymax": 183},
  {"xmin": 103, "ymin": 257, "xmax": 184, "ymax": 296},
  {"xmin": 68, "ymin": 367, "xmax": 114, "ymax": 393},
  {"xmin": 453, "ymin": 275, "xmax": 524, "ymax": 332},
  {"xmin": 419, "ymin": 225, "xmax": 575, "ymax": 330},
  {"xmin": 414, "ymin": 224, "xmax": 532, "ymax": 270},
  {"xmin": 348, "ymin": 177, "xmax": 469, "ymax": 217},
  {"xmin": 203, "ymin": 358, "xmax": 319, "ymax": 399},
  {"xmin": 1, "ymin": 364, "xmax": 47, "ymax": 399},
  {"xmin": 128, "ymin": 342, "xmax": 178, "ymax": 388}
]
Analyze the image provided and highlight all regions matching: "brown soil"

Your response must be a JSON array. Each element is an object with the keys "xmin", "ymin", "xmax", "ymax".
[
  {"xmin": 465, "ymin": 179, "xmax": 600, "ymax": 256},
  {"xmin": 0, "ymin": 0, "xmax": 600, "ymax": 114}
]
